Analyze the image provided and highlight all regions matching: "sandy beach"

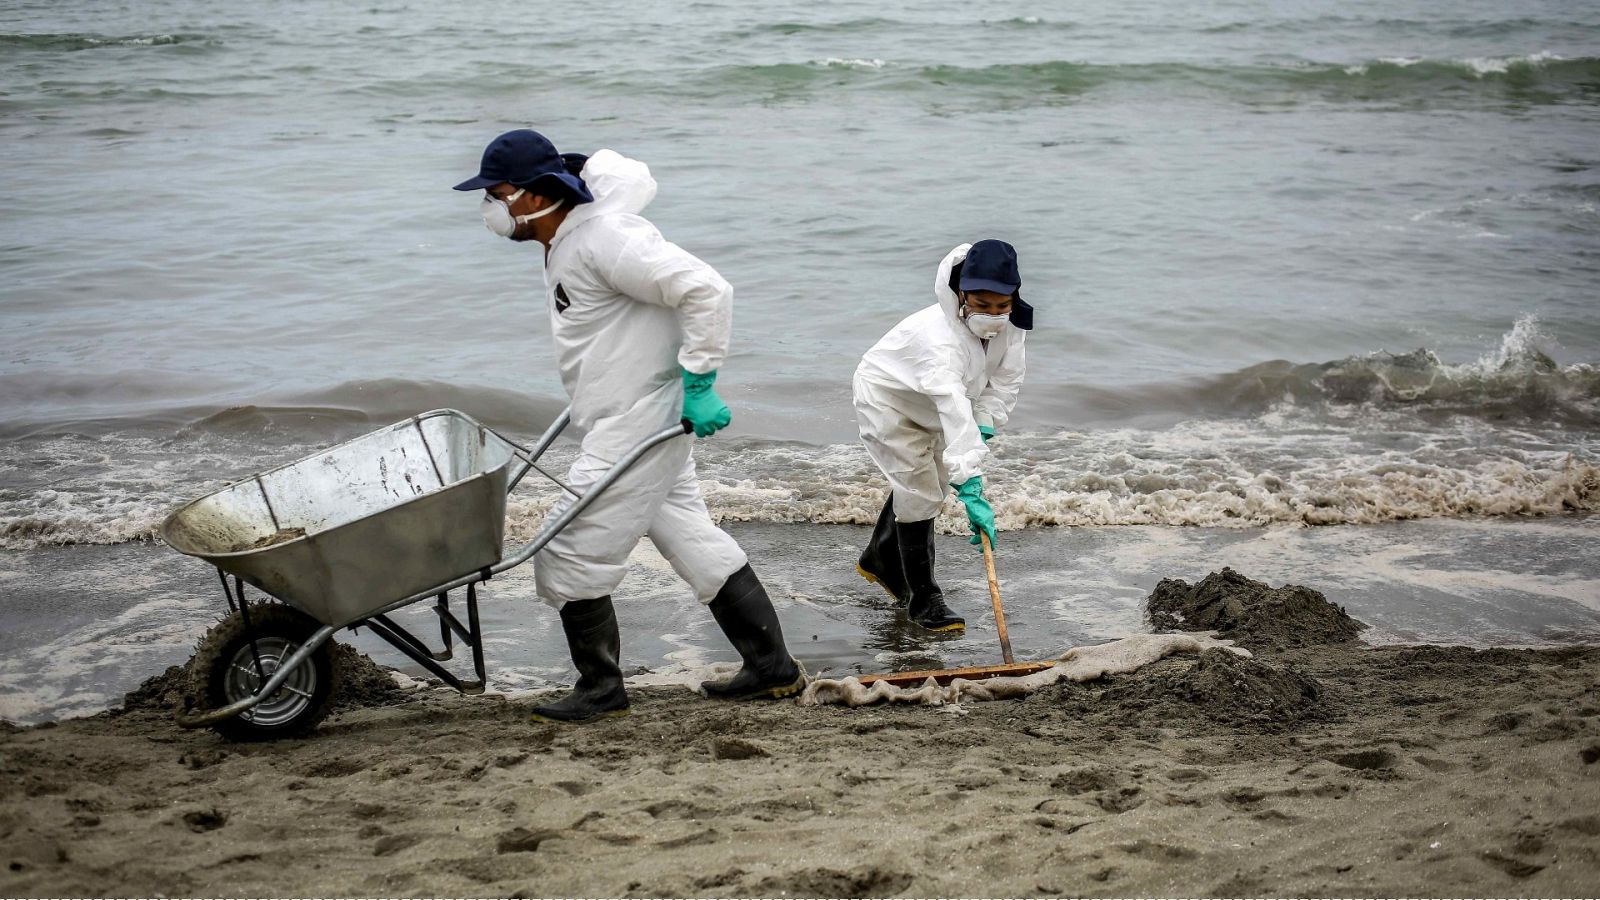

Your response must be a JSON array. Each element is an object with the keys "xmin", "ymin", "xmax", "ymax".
[
  {"xmin": 3, "ymin": 570, "xmax": 1597, "ymax": 898},
  {"xmin": 4, "ymin": 1, "xmax": 1599, "ymax": 896}
]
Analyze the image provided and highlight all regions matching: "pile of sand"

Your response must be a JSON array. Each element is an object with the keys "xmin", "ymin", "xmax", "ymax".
[
  {"xmin": 119, "ymin": 638, "xmax": 406, "ymax": 718},
  {"xmin": 1147, "ymin": 566, "xmax": 1367, "ymax": 650},
  {"xmin": 1099, "ymin": 647, "xmax": 1326, "ymax": 729}
]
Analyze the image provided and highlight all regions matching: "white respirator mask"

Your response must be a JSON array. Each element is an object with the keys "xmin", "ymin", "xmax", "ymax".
[
  {"xmin": 963, "ymin": 309, "xmax": 1010, "ymax": 340},
  {"xmin": 480, "ymin": 188, "xmax": 565, "ymax": 237}
]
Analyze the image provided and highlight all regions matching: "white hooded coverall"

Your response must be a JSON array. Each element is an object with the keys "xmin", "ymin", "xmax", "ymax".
[
  {"xmin": 853, "ymin": 243, "xmax": 1027, "ymax": 522},
  {"xmin": 532, "ymin": 149, "xmax": 747, "ymax": 607}
]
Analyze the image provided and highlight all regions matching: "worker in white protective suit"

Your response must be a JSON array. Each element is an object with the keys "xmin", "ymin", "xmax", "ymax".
[
  {"xmin": 853, "ymin": 240, "xmax": 1031, "ymax": 632},
  {"xmin": 454, "ymin": 129, "xmax": 804, "ymax": 723}
]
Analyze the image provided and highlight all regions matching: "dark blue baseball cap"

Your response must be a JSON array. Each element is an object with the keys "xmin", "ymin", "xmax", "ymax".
[
  {"xmin": 453, "ymin": 129, "xmax": 593, "ymax": 204},
  {"xmin": 958, "ymin": 239, "xmax": 1022, "ymax": 295}
]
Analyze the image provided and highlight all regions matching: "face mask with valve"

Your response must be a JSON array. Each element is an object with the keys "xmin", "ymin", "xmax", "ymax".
[
  {"xmin": 480, "ymin": 188, "xmax": 565, "ymax": 237},
  {"xmin": 962, "ymin": 303, "xmax": 1010, "ymax": 340}
]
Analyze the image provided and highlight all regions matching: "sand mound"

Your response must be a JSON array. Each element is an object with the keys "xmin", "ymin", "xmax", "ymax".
[
  {"xmin": 121, "ymin": 664, "xmax": 191, "ymax": 715},
  {"xmin": 1146, "ymin": 567, "xmax": 1366, "ymax": 650},
  {"xmin": 1101, "ymin": 648, "xmax": 1325, "ymax": 727},
  {"xmin": 327, "ymin": 642, "xmax": 410, "ymax": 709},
  {"xmin": 121, "ymin": 639, "xmax": 406, "ymax": 716}
]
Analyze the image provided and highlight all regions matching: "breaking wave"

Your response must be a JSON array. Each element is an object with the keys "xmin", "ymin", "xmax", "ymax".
[
  {"xmin": 2, "ymin": 319, "xmax": 1595, "ymax": 550},
  {"xmin": 1062, "ymin": 317, "xmax": 1600, "ymax": 428},
  {"xmin": 8, "ymin": 409, "xmax": 1591, "ymax": 552}
]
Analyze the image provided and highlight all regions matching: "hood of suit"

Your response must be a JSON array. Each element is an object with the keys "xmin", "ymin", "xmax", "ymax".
[{"xmin": 550, "ymin": 148, "xmax": 658, "ymax": 248}]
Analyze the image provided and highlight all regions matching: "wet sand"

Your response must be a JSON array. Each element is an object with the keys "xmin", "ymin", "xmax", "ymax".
[
  {"xmin": 3, "ymin": 572, "xmax": 1598, "ymax": 897},
  {"xmin": 5, "ymin": 517, "xmax": 1600, "ymax": 727}
]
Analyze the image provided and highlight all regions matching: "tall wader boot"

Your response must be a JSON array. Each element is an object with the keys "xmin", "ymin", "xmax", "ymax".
[
  {"xmin": 702, "ymin": 564, "xmax": 806, "ymax": 700},
  {"xmin": 529, "ymin": 595, "xmax": 630, "ymax": 723},
  {"xmin": 856, "ymin": 495, "xmax": 909, "ymax": 603},
  {"xmin": 897, "ymin": 518, "xmax": 966, "ymax": 632}
]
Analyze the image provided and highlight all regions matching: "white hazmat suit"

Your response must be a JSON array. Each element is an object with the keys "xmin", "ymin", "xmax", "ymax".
[
  {"xmin": 532, "ymin": 149, "xmax": 747, "ymax": 607},
  {"xmin": 853, "ymin": 243, "xmax": 1027, "ymax": 522}
]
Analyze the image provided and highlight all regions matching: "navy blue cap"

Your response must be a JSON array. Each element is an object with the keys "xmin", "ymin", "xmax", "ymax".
[
  {"xmin": 453, "ymin": 129, "xmax": 593, "ymax": 204},
  {"xmin": 958, "ymin": 239, "xmax": 1022, "ymax": 295}
]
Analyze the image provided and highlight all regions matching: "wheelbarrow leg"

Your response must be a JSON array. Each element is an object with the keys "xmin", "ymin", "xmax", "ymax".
[
  {"xmin": 435, "ymin": 591, "xmax": 455, "ymax": 661},
  {"xmin": 235, "ymin": 582, "xmax": 267, "ymax": 681}
]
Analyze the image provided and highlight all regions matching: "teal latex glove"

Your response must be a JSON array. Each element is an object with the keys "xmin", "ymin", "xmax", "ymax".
[
  {"xmin": 681, "ymin": 368, "xmax": 732, "ymax": 437},
  {"xmin": 978, "ymin": 425, "xmax": 995, "ymax": 444},
  {"xmin": 951, "ymin": 475, "xmax": 996, "ymax": 548}
]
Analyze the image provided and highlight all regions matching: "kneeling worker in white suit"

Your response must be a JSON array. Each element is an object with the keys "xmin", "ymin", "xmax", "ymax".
[
  {"xmin": 456, "ymin": 130, "xmax": 804, "ymax": 722},
  {"xmin": 853, "ymin": 240, "xmax": 1031, "ymax": 631}
]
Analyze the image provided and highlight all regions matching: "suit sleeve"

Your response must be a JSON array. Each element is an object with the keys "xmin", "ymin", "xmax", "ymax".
[
  {"xmin": 973, "ymin": 339, "xmax": 1025, "ymax": 430},
  {"xmin": 595, "ymin": 218, "xmax": 733, "ymax": 374},
  {"xmin": 909, "ymin": 341, "xmax": 989, "ymax": 486}
]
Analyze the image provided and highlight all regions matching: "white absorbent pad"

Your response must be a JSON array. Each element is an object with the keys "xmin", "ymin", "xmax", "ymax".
[{"xmin": 798, "ymin": 632, "xmax": 1249, "ymax": 708}]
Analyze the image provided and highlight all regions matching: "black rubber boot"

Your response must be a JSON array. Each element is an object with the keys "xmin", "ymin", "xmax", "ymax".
[
  {"xmin": 897, "ymin": 518, "xmax": 966, "ymax": 632},
  {"xmin": 856, "ymin": 495, "xmax": 909, "ymax": 603},
  {"xmin": 702, "ymin": 564, "xmax": 806, "ymax": 700},
  {"xmin": 529, "ymin": 596, "xmax": 630, "ymax": 723}
]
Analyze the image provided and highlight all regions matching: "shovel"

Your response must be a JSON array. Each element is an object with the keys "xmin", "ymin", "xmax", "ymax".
[{"xmin": 857, "ymin": 529, "xmax": 1053, "ymax": 687}]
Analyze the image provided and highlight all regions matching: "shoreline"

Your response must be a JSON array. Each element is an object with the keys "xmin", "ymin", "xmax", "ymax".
[
  {"xmin": 3, "ymin": 570, "xmax": 1598, "ymax": 896},
  {"xmin": 4, "ymin": 516, "xmax": 1600, "ymax": 727}
]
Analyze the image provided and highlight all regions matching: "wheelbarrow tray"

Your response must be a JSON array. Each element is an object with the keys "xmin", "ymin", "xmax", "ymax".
[{"xmin": 160, "ymin": 409, "xmax": 520, "ymax": 628}]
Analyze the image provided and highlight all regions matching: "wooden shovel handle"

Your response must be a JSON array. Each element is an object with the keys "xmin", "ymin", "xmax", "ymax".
[{"xmin": 980, "ymin": 531, "xmax": 1014, "ymax": 665}]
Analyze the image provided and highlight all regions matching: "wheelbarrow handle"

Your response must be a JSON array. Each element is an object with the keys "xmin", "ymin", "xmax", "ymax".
[
  {"xmin": 492, "ymin": 419, "xmax": 693, "ymax": 575},
  {"xmin": 506, "ymin": 408, "xmax": 573, "ymax": 493},
  {"xmin": 505, "ymin": 412, "xmax": 693, "ymax": 494}
]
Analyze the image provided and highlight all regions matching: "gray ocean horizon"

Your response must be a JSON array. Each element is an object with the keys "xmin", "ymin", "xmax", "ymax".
[{"xmin": 2, "ymin": 0, "xmax": 1598, "ymax": 723}]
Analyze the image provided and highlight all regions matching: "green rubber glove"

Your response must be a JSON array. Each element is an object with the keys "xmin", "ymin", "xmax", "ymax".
[
  {"xmin": 978, "ymin": 425, "xmax": 995, "ymax": 444},
  {"xmin": 681, "ymin": 367, "xmax": 732, "ymax": 437},
  {"xmin": 951, "ymin": 475, "xmax": 996, "ymax": 548}
]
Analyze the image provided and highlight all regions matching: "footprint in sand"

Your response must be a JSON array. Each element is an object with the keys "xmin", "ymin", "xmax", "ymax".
[
  {"xmin": 1481, "ymin": 850, "xmax": 1544, "ymax": 879},
  {"xmin": 1116, "ymin": 839, "xmax": 1199, "ymax": 861},
  {"xmin": 372, "ymin": 834, "xmax": 419, "ymax": 857},
  {"xmin": 551, "ymin": 780, "xmax": 594, "ymax": 797},
  {"xmin": 180, "ymin": 808, "xmax": 227, "ymax": 833},
  {"xmin": 1326, "ymin": 748, "xmax": 1397, "ymax": 771}
]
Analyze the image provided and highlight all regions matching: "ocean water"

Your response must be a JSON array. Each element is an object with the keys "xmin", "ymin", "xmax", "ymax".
[{"xmin": 2, "ymin": 0, "xmax": 1598, "ymax": 722}]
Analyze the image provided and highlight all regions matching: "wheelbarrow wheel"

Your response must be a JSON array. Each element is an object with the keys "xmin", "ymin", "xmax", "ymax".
[{"xmin": 188, "ymin": 602, "xmax": 340, "ymax": 742}]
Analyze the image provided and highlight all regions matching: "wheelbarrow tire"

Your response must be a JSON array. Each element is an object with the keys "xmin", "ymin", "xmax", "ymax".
[{"xmin": 188, "ymin": 602, "xmax": 340, "ymax": 742}]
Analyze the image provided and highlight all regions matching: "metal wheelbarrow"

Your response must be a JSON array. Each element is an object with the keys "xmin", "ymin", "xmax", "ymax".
[{"xmin": 159, "ymin": 407, "xmax": 688, "ymax": 741}]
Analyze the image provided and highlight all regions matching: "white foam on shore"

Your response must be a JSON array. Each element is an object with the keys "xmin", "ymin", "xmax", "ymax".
[
  {"xmin": 3, "ymin": 318, "xmax": 1595, "ymax": 550},
  {"xmin": 4, "ymin": 415, "xmax": 1594, "ymax": 551},
  {"xmin": 0, "ymin": 588, "xmax": 213, "ymax": 723}
]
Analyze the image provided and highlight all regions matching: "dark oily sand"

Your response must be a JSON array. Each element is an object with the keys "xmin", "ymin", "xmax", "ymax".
[
  {"xmin": 1147, "ymin": 566, "xmax": 1367, "ymax": 650},
  {"xmin": 241, "ymin": 526, "xmax": 307, "ymax": 551},
  {"xmin": 2, "ymin": 572, "xmax": 1598, "ymax": 897},
  {"xmin": 1099, "ymin": 648, "xmax": 1326, "ymax": 729},
  {"xmin": 119, "ymin": 640, "xmax": 407, "ymax": 718}
]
